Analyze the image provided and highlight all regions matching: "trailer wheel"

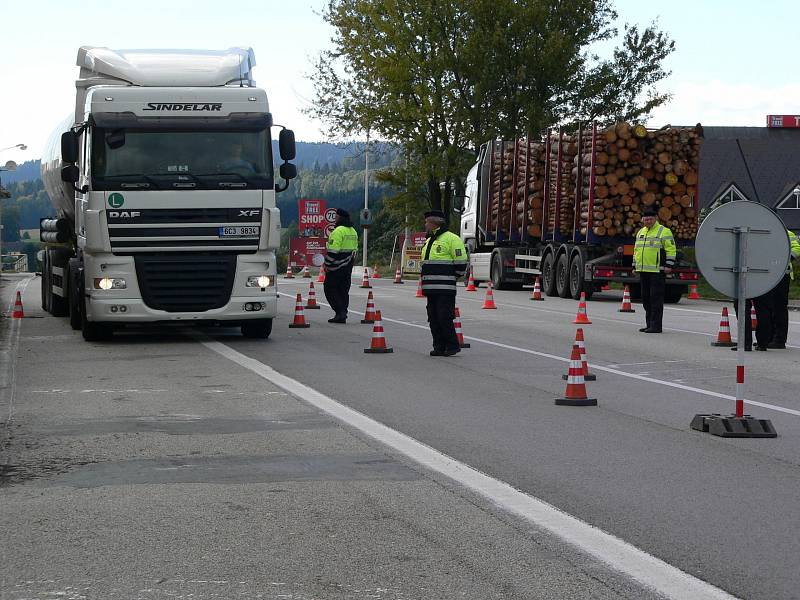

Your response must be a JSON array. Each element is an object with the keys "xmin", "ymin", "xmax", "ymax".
[
  {"xmin": 67, "ymin": 261, "xmax": 81, "ymax": 330},
  {"xmin": 242, "ymin": 319, "xmax": 273, "ymax": 339},
  {"xmin": 491, "ymin": 254, "xmax": 507, "ymax": 290},
  {"xmin": 569, "ymin": 254, "xmax": 583, "ymax": 300},
  {"xmin": 664, "ymin": 286, "xmax": 685, "ymax": 304},
  {"xmin": 556, "ymin": 253, "xmax": 570, "ymax": 298},
  {"xmin": 541, "ymin": 252, "xmax": 557, "ymax": 296}
]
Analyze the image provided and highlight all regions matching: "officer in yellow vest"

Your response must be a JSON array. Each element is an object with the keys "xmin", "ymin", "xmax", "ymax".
[
  {"xmin": 323, "ymin": 208, "xmax": 359, "ymax": 323},
  {"xmin": 765, "ymin": 228, "xmax": 800, "ymax": 348},
  {"xmin": 420, "ymin": 210, "xmax": 468, "ymax": 356},
  {"xmin": 633, "ymin": 208, "xmax": 676, "ymax": 333}
]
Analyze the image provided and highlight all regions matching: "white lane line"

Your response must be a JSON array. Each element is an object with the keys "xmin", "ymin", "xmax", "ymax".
[
  {"xmin": 201, "ymin": 338, "xmax": 736, "ymax": 600},
  {"xmin": 277, "ymin": 293, "xmax": 800, "ymax": 417},
  {"xmin": 607, "ymin": 360, "xmax": 687, "ymax": 367}
]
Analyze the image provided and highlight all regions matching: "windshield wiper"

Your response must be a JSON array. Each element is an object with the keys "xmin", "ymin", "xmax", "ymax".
[
  {"xmin": 194, "ymin": 172, "xmax": 253, "ymax": 181},
  {"xmin": 101, "ymin": 173, "xmax": 159, "ymax": 187}
]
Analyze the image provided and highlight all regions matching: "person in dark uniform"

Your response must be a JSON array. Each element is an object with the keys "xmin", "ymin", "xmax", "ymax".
[
  {"xmin": 420, "ymin": 210, "xmax": 468, "ymax": 356},
  {"xmin": 767, "ymin": 228, "xmax": 800, "ymax": 348},
  {"xmin": 323, "ymin": 209, "xmax": 359, "ymax": 323}
]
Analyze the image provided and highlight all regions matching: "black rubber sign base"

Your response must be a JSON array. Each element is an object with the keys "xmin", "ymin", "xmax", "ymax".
[{"xmin": 690, "ymin": 413, "xmax": 777, "ymax": 438}]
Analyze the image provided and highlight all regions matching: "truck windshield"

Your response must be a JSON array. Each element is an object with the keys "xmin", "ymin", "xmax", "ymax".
[{"xmin": 91, "ymin": 128, "xmax": 273, "ymax": 190}]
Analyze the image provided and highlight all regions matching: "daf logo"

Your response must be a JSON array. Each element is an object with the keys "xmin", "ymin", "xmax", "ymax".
[
  {"xmin": 238, "ymin": 210, "xmax": 260, "ymax": 217},
  {"xmin": 108, "ymin": 211, "xmax": 141, "ymax": 218}
]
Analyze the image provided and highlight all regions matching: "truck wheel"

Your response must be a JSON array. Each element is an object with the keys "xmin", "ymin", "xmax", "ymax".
[
  {"xmin": 665, "ymin": 286, "xmax": 685, "ymax": 304},
  {"xmin": 48, "ymin": 248, "xmax": 69, "ymax": 317},
  {"xmin": 490, "ymin": 254, "xmax": 507, "ymax": 290},
  {"xmin": 569, "ymin": 254, "xmax": 585, "ymax": 300},
  {"xmin": 541, "ymin": 252, "xmax": 557, "ymax": 296},
  {"xmin": 41, "ymin": 251, "xmax": 50, "ymax": 312},
  {"xmin": 556, "ymin": 253, "xmax": 570, "ymax": 298},
  {"xmin": 68, "ymin": 262, "xmax": 81, "ymax": 330},
  {"xmin": 242, "ymin": 319, "xmax": 273, "ymax": 339},
  {"xmin": 81, "ymin": 313, "xmax": 112, "ymax": 342}
]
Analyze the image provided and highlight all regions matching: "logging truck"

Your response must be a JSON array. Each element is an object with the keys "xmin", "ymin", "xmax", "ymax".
[{"xmin": 457, "ymin": 122, "xmax": 701, "ymax": 302}]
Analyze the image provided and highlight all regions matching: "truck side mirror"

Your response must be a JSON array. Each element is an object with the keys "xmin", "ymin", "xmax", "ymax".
[
  {"xmin": 279, "ymin": 129, "xmax": 296, "ymax": 161},
  {"xmin": 280, "ymin": 162, "xmax": 297, "ymax": 180},
  {"xmin": 452, "ymin": 195, "xmax": 466, "ymax": 215},
  {"xmin": 61, "ymin": 131, "xmax": 79, "ymax": 164},
  {"xmin": 61, "ymin": 165, "xmax": 79, "ymax": 183}
]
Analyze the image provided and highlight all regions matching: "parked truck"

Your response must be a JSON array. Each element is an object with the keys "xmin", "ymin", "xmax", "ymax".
[
  {"xmin": 40, "ymin": 46, "xmax": 297, "ymax": 340},
  {"xmin": 458, "ymin": 122, "xmax": 701, "ymax": 302}
]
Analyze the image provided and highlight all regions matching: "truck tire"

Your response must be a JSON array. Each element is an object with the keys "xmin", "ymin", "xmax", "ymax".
[
  {"xmin": 41, "ymin": 250, "xmax": 50, "ymax": 312},
  {"xmin": 67, "ymin": 260, "xmax": 81, "ymax": 330},
  {"xmin": 556, "ymin": 253, "xmax": 570, "ymax": 298},
  {"xmin": 569, "ymin": 253, "xmax": 584, "ymax": 300},
  {"xmin": 242, "ymin": 319, "xmax": 273, "ymax": 339},
  {"xmin": 48, "ymin": 248, "xmax": 70, "ymax": 317},
  {"xmin": 541, "ymin": 252, "xmax": 557, "ymax": 297},
  {"xmin": 490, "ymin": 254, "xmax": 507, "ymax": 290},
  {"xmin": 664, "ymin": 286, "xmax": 685, "ymax": 304},
  {"xmin": 80, "ymin": 275, "xmax": 112, "ymax": 342}
]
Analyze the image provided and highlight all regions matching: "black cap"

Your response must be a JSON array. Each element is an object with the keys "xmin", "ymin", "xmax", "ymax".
[
  {"xmin": 335, "ymin": 208, "xmax": 350, "ymax": 218},
  {"xmin": 642, "ymin": 208, "xmax": 657, "ymax": 217},
  {"xmin": 424, "ymin": 210, "xmax": 446, "ymax": 219}
]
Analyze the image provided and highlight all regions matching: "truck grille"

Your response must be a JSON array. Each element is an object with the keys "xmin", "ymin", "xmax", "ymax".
[{"xmin": 135, "ymin": 254, "xmax": 236, "ymax": 312}]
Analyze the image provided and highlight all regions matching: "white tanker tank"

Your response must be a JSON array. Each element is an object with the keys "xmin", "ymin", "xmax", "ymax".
[{"xmin": 40, "ymin": 115, "xmax": 78, "ymax": 223}]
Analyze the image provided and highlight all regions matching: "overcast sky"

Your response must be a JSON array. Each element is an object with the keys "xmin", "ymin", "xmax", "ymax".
[{"xmin": 1, "ymin": 0, "xmax": 798, "ymax": 164}]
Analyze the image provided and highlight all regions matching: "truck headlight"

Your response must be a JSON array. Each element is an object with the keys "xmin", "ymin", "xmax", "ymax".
[
  {"xmin": 94, "ymin": 277, "xmax": 126, "ymax": 290},
  {"xmin": 246, "ymin": 275, "xmax": 272, "ymax": 288}
]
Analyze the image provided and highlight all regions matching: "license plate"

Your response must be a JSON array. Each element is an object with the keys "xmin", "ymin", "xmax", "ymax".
[{"xmin": 218, "ymin": 226, "xmax": 260, "ymax": 238}]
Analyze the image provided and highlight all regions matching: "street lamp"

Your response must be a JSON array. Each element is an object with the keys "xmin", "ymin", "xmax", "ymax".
[{"xmin": 0, "ymin": 144, "xmax": 27, "ymax": 153}]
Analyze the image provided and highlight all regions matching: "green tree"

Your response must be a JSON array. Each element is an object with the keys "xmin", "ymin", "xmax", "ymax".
[{"xmin": 308, "ymin": 0, "xmax": 674, "ymax": 213}]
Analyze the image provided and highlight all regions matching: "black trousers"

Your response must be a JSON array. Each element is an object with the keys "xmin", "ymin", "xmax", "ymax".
[
  {"xmin": 323, "ymin": 264, "xmax": 353, "ymax": 318},
  {"xmin": 771, "ymin": 274, "xmax": 790, "ymax": 344},
  {"xmin": 640, "ymin": 272, "xmax": 665, "ymax": 331},
  {"xmin": 732, "ymin": 299, "xmax": 755, "ymax": 349},
  {"xmin": 426, "ymin": 294, "xmax": 458, "ymax": 352}
]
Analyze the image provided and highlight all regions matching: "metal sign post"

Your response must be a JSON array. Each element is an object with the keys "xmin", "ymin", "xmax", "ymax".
[{"xmin": 693, "ymin": 201, "xmax": 788, "ymax": 438}]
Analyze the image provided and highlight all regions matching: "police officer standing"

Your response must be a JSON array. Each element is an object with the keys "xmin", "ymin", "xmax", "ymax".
[
  {"xmin": 323, "ymin": 208, "xmax": 359, "ymax": 323},
  {"xmin": 633, "ymin": 208, "xmax": 676, "ymax": 333},
  {"xmin": 420, "ymin": 210, "xmax": 468, "ymax": 356},
  {"xmin": 766, "ymin": 228, "xmax": 800, "ymax": 349}
]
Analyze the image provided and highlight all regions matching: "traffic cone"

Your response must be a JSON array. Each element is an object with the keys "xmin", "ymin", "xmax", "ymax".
[
  {"xmin": 465, "ymin": 273, "xmax": 478, "ymax": 292},
  {"xmin": 364, "ymin": 310, "xmax": 393, "ymax": 354},
  {"xmin": 563, "ymin": 328, "xmax": 596, "ymax": 381},
  {"xmin": 284, "ymin": 264, "xmax": 294, "ymax": 279},
  {"xmin": 361, "ymin": 291, "xmax": 378, "ymax": 324},
  {"xmin": 305, "ymin": 281, "xmax": 320, "ymax": 309},
  {"xmin": 393, "ymin": 267, "xmax": 404, "ymax": 284},
  {"xmin": 482, "ymin": 282, "xmax": 498, "ymax": 309},
  {"xmin": 555, "ymin": 344, "xmax": 597, "ymax": 406},
  {"xmin": 688, "ymin": 284, "xmax": 701, "ymax": 300},
  {"xmin": 453, "ymin": 307, "xmax": 470, "ymax": 348},
  {"xmin": 372, "ymin": 264, "xmax": 380, "ymax": 278},
  {"xmin": 710, "ymin": 306, "xmax": 735, "ymax": 347},
  {"xmin": 288, "ymin": 293, "xmax": 310, "ymax": 328},
  {"xmin": 573, "ymin": 292, "xmax": 591, "ymax": 324},
  {"xmin": 317, "ymin": 265, "xmax": 326, "ymax": 283},
  {"xmin": 360, "ymin": 268, "xmax": 372, "ymax": 289},
  {"xmin": 751, "ymin": 304, "xmax": 758, "ymax": 330},
  {"xmin": 301, "ymin": 265, "xmax": 311, "ymax": 278},
  {"xmin": 415, "ymin": 278, "xmax": 425, "ymax": 298},
  {"xmin": 618, "ymin": 285, "xmax": 635, "ymax": 313},
  {"xmin": 530, "ymin": 276, "xmax": 544, "ymax": 301},
  {"xmin": 11, "ymin": 291, "xmax": 24, "ymax": 319}
]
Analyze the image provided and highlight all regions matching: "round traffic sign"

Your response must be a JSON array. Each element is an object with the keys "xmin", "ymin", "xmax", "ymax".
[
  {"xmin": 325, "ymin": 208, "xmax": 337, "ymax": 223},
  {"xmin": 695, "ymin": 201, "xmax": 789, "ymax": 298}
]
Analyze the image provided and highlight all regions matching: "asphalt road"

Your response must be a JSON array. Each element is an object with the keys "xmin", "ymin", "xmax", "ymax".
[{"xmin": 3, "ymin": 270, "xmax": 800, "ymax": 599}]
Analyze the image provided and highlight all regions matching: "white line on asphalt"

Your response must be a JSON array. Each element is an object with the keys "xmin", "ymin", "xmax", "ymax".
[
  {"xmin": 201, "ymin": 338, "xmax": 736, "ymax": 600},
  {"xmin": 277, "ymin": 292, "xmax": 800, "ymax": 418}
]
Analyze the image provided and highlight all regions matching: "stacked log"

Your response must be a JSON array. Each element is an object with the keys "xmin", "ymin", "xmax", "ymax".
[
  {"xmin": 578, "ymin": 122, "xmax": 702, "ymax": 240},
  {"xmin": 547, "ymin": 132, "xmax": 578, "ymax": 236},
  {"xmin": 489, "ymin": 139, "xmax": 546, "ymax": 239}
]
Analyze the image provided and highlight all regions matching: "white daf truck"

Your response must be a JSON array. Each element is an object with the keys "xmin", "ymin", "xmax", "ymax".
[{"xmin": 40, "ymin": 46, "xmax": 296, "ymax": 340}]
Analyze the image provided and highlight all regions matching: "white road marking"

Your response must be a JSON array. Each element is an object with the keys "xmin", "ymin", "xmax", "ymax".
[
  {"xmin": 202, "ymin": 337, "xmax": 736, "ymax": 600},
  {"xmin": 277, "ymin": 292, "xmax": 800, "ymax": 418}
]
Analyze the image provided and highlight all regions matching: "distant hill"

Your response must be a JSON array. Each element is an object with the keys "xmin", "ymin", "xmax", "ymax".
[{"xmin": 1, "ymin": 160, "xmax": 41, "ymax": 184}]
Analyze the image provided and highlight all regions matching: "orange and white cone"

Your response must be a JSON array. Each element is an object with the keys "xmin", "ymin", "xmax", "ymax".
[
  {"xmin": 751, "ymin": 304, "xmax": 758, "ymax": 330},
  {"xmin": 393, "ymin": 267, "xmax": 404, "ymax": 284},
  {"xmin": 301, "ymin": 265, "xmax": 311, "ymax": 278},
  {"xmin": 305, "ymin": 281, "xmax": 320, "ymax": 309},
  {"xmin": 573, "ymin": 292, "xmax": 591, "ymax": 324},
  {"xmin": 372, "ymin": 264, "xmax": 380, "ymax": 278},
  {"xmin": 711, "ymin": 306, "xmax": 735, "ymax": 346},
  {"xmin": 361, "ymin": 291, "xmax": 378, "ymax": 324},
  {"xmin": 465, "ymin": 273, "xmax": 478, "ymax": 292},
  {"xmin": 360, "ymin": 268, "xmax": 372, "ymax": 289},
  {"xmin": 415, "ymin": 278, "xmax": 425, "ymax": 298},
  {"xmin": 688, "ymin": 284, "xmax": 701, "ymax": 300},
  {"xmin": 317, "ymin": 265, "xmax": 326, "ymax": 283},
  {"xmin": 284, "ymin": 264, "xmax": 294, "ymax": 279},
  {"xmin": 453, "ymin": 307, "xmax": 470, "ymax": 348},
  {"xmin": 618, "ymin": 285, "xmax": 635, "ymax": 313},
  {"xmin": 530, "ymin": 277, "xmax": 544, "ymax": 301},
  {"xmin": 563, "ymin": 328, "xmax": 595, "ymax": 381},
  {"xmin": 288, "ymin": 293, "xmax": 310, "ymax": 328},
  {"xmin": 482, "ymin": 282, "xmax": 498, "ymax": 309},
  {"xmin": 11, "ymin": 291, "xmax": 24, "ymax": 319},
  {"xmin": 555, "ymin": 343, "xmax": 597, "ymax": 406},
  {"xmin": 364, "ymin": 310, "xmax": 393, "ymax": 354}
]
